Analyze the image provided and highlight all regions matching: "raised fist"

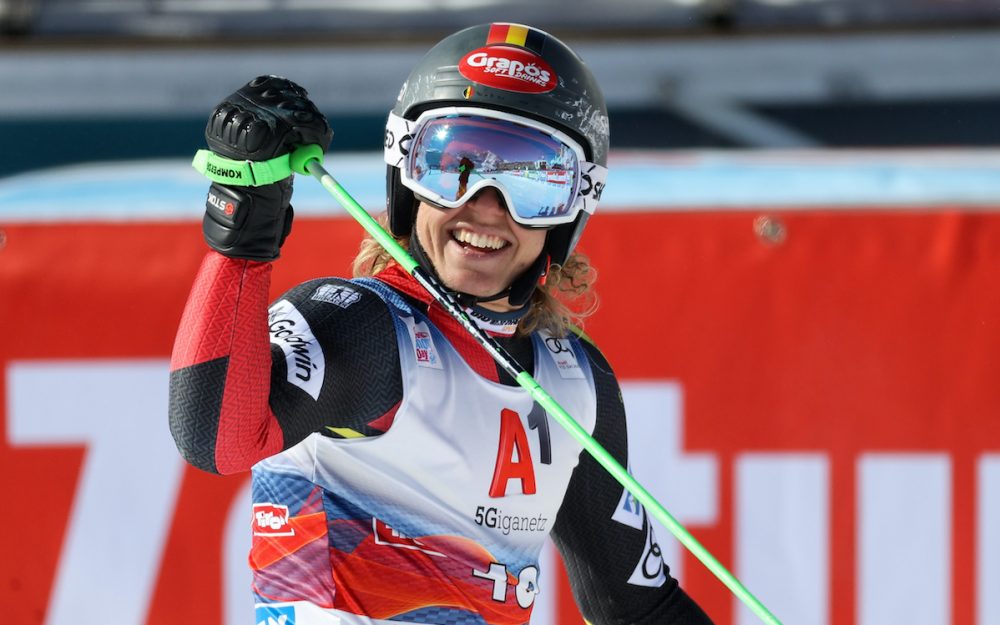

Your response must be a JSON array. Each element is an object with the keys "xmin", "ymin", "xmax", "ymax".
[
  {"xmin": 200, "ymin": 76, "xmax": 332, "ymax": 261},
  {"xmin": 206, "ymin": 75, "xmax": 332, "ymax": 162}
]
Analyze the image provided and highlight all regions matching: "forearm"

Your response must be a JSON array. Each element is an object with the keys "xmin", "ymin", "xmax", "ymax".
[
  {"xmin": 168, "ymin": 251, "xmax": 283, "ymax": 474},
  {"xmin": 169, "ymin": 76, "xmax": 333, "ymax": 474}
]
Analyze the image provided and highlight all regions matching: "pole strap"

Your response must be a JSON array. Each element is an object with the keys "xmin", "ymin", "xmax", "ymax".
[{"xmin": 191, "ymin": 145, "xmax": 323, "ymax": 187}]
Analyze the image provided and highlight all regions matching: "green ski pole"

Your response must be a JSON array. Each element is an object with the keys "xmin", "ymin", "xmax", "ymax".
[{"xmin": 294, "ymin": 149, "xmax": 783, "ymax": 625}]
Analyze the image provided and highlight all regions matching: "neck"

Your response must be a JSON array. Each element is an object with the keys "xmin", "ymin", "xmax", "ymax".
[
  {"xmin": 373, "ymin": 264, "xmax": 528, "ymax": 337},
  {"xmin": 477, "ymin": 298, "xmax": 518, "ymax": 313}
]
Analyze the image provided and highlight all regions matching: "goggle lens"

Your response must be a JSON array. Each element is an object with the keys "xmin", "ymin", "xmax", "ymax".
[{"xmin": 408, "ymin": 114, "xmax": 581, "ymax": 225}]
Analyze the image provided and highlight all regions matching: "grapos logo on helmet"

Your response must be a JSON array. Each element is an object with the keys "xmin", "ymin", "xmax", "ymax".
[{"xmin": 459, "ymin": 46, "xmax": 557, "ymax": 93}]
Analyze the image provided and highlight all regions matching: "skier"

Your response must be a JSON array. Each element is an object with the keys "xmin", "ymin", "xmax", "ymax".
[{"xmin": 170, "ymin": 22, "xmax": 715, "ymax": 625}]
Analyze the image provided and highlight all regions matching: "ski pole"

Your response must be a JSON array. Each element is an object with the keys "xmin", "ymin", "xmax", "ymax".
[{"xmin": 295, "ymin": 150, "xmax": 783, "ymax": 625}]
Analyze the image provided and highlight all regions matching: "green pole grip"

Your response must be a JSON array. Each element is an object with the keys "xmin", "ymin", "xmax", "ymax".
[{"xmin": 290, "ymin": 144, "xmax": 325, "ymax": 175}]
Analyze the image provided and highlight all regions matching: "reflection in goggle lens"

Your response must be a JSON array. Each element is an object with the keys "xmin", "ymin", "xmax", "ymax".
[{"xmin": 409, "ymin": 115, "xmax": 580, "ymax": 224}]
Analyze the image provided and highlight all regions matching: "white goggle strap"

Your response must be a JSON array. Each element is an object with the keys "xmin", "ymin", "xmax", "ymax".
[
  {"xmin": 384, "ymin": 112, "xmax": 415, "ymax": 170},
  {"xmin": 577, "ymin": 162, "xmax": 608, "ymax": 215}
]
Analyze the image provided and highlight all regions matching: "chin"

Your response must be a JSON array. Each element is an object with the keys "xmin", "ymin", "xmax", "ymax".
[
  {"xmin": 456, "ymin": 284, "xmax": 505, "ymax": 299},
  {"xmin": 444, "ymin": 274, "xmax": 505, "ymax": 298}
]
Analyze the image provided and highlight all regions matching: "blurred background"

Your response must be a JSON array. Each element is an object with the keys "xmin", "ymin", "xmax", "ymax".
[
  {"xmin": 2, "ymin": 0, "xmax": 1000, "ymax": 172},
  {"xmin": 2, "ymin": 2, "xmax": 1000, "ymax": 625}
]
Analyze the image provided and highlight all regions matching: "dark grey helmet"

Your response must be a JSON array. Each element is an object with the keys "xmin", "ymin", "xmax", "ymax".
[{"xmin": 386, "ymin": 22, "xmax": 609, "ymax": 271}]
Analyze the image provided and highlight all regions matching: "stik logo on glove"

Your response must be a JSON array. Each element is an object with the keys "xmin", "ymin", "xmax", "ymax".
[{"xmin": 207, "ymin": 188, "xmax": 238, "ymax": 219}]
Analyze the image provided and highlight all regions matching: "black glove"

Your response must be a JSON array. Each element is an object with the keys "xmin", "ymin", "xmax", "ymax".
[{"xmin": 202, "ymin": 75, "xmax": 333, "ymax": 261}]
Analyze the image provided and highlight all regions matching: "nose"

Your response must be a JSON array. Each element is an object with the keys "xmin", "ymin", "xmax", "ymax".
[{"xmin": 465, "ymin": 186, "xmax": 508, "ymax": 218}]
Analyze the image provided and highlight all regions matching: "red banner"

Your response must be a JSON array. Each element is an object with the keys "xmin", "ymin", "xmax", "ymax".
[{"xmin": 3, "ymin": 209, "xmax": 999, "ymax": 625}]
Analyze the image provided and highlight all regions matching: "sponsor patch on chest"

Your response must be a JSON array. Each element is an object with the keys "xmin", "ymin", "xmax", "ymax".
[
  {"xmin": 402, "ymin": 316, "xmax": 443, "ymax": 369},
  {"xmin": 540, "ymin": 333, "xmax": 584, "ymax": 379}
]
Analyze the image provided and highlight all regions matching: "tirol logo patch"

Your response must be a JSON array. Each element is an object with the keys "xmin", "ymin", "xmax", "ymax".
[
  {"xmin": 253, "ymin": 503, "xmax": 294, "ymax": 537},
  {"xmin": 458, "ymin": 45, "xmax": 557, "ymax": 94}
]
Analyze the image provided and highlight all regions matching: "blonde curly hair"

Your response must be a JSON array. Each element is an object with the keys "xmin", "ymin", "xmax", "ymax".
[{"xmin": 351, "ymin": 216, "xmax": 598, "ymax": 338}]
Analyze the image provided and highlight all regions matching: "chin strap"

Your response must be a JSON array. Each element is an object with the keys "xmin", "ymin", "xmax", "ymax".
[
  {"xmin": 408, "ymin": 230, "xmax": 548, "ymax": 309},
  {"xmin": 507, "ymin": 250, "xmax": 550, "ymax": 307}
]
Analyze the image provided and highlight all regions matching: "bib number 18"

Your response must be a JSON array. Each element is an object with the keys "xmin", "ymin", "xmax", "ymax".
[{"xmin": 472, "ymin": 562, "xmax": 540, "ymax": 608}]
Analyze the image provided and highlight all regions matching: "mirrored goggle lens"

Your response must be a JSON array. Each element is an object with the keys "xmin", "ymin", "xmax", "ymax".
[{"xmin": 408, "ymin": 115, "xmax": 580, "ymax": 223}]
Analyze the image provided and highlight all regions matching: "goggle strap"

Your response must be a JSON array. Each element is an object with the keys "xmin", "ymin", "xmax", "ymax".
[
  {"xmin": 577, "ymin": 162, "xmax": 608, "ymax": 216},
  {"xmin": 384, "ymin": 112, "xmax": 414, "ymax": 169}
]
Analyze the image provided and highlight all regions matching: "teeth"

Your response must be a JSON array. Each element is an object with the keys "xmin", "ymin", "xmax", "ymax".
[{"xmin": 453, "ymin": 229, "xmax": 506, "ymax": 250}]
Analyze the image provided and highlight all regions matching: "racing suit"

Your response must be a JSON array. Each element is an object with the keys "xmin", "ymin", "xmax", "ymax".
[{"xmin": 169, "ymin": 251, "xmax": 713, "ymax": 625}]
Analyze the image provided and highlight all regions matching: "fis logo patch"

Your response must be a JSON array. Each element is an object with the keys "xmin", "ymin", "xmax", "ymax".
[{"xmin": 310, "ymin": 283, "xmax": 362, "ymax": 308}]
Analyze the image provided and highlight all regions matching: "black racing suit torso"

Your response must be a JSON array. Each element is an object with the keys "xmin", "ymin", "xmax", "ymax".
[{"xmin": 169, "ymin": 252, "xmax": 714, "ymax": 625}]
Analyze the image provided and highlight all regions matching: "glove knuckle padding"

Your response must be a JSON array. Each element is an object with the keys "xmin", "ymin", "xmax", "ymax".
[
  {"xmin": 205, "ymin": 75, "xmax": 332, "ymax": 162},
  {"xmin": 201, "ymin": 75, "xmax": 331, "ymax": 261}
]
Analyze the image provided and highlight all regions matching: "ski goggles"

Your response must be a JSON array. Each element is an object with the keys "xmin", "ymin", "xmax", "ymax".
[{"xmin": 385, "ymin": 107, "xmax": 607, "ymax": 228}]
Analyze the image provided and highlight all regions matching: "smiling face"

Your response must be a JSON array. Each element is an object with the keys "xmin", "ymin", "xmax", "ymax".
[{"xmin": 414, "ymin": 188, "xmax": 547, "ymax": 311}]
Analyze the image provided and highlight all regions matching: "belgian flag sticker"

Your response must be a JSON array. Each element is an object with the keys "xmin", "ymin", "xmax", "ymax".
[
  {"xmin": 485, "ymin": 23, "xmax": 547, "ymax": 55},
  {"xmin": 458, "ymin": 23, "xmax": 557, "ymax": 94}
]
